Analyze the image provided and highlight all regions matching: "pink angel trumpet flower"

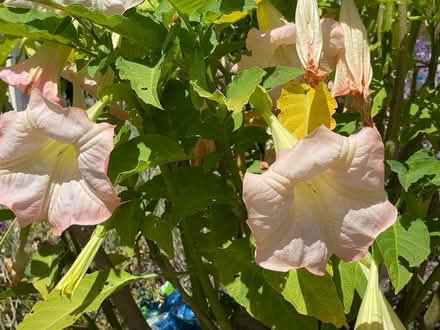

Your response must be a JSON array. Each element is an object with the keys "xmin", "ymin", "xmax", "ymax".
[
  {"xmin": 243, "ymin": 123, "xmax": 397, "ymax": 275},
  {"xmin": 295, "ymin": 0, "xmax": 327, "ymax": 86},
  {"xmin": 0, "ymin": 90, "xmax": 120, "ymax": 236},
  {"xmin": 232, "ymin": 21, "xmax": 344, "ymax": 77},
  {"xmin": 333, "ymin": 0, "xmax": 373, "ymax": 125},
  {"xmin": 3, "ymin": 0, "xmax": 144, "ymax": 15},
  {"xmin": 0, "ymin": 42, "xmax": 71, "ymax": 105}
]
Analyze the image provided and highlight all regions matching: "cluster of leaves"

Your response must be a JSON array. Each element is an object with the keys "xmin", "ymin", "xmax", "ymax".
[{"xmin": 0, "ymin": 0, "xmax": 440, "ymax": 329}]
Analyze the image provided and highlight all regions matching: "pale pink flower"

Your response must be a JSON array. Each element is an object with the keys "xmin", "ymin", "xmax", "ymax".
[
  {"xmin": 0, "ymin": 91, "xmax": 120, "ymax": 235},
  {"xmin": 243, "ymin": 126, "xmax": 397, "ymax": 275},
  {"xmin": 233, "ymin": 20, "xmax": 344, "ymax": 76},
  {"xmin": 333, "ymin": 0, "xmax": 372, "ymax": 103},
  {"xmin": 0, "ymin": 42, "xmax": 71, "ymax": 105},
  {"xmin": 3, "ymin": 0, "xmax": 144, "ymax": 15}
]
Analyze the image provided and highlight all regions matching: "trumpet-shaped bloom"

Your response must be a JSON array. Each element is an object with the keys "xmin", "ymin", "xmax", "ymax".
[
  {"xmin": 243, "ymin": 125, "xmax": 397, "ymax": 275},
  {"xmin": 3, "ymin": 0, "xmax": 143, "ymax": 15},
  {"xmin": 295, "ymin": 0, "xmax": 325, "ymax": 85},
  {"xmin": 0, "ymin": 91, "xmax": 120, "ymax": 236},
  {"xmin": 355, "ymin": 259, "xmax": 405, "ymax": 329},
  {"xmin": 0, "ymin": 42, "xmax": 70, "ymax": 105},
  {"xmin": 233, "ymin": 20, "xmax": 344, "ymax": 75},
  {"xmin": 333, "ymin": 0, "xmax": 372, "ymax": 103}
]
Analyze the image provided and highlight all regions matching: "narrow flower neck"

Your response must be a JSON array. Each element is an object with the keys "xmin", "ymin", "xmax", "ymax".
[
  {"xmin": 256, "ymin": 104, "xmax": 298, "ymax": 152},
  {"xmin": 86, "ymin": 95, "xmax": 112, "ymax": 121}
]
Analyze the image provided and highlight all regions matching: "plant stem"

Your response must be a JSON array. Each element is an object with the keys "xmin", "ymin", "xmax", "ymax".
[
  {"xmin": 402, "ymin": 263, "xmax": 440, "ymax": 325},
  {"xmin": 181, "ymin": 223, "xmax": 233, "ymax": 330},
  {"xmin": 68, "ymin": 226, "xmax": 152, "ymax": 330},
  {"xmin": 384, "ymin": 9, "xmax": 420, "ymax": 164},
  {"xmin": 145, "ymin": 239, "xmax": 218, "ymax": 330}
]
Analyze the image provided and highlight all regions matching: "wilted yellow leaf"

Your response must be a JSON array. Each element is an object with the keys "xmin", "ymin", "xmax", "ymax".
[
  {"xmin": 256, "ymin": 0, "xmax": 285, "ymax": 32},
  {"xmin": 278, "ymin": 81, "xmax": 336, "ymax": 139}
]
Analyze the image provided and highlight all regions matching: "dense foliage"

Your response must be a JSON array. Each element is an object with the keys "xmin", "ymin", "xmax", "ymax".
[{"xmin": 0, "ymin": 0, "xmax": 440, "ymax": 329}]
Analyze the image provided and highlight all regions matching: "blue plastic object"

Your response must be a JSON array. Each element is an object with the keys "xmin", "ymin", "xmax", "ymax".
[{"xmin": 139, "ymin": 284, "xmax": 201, "ymax": 330}]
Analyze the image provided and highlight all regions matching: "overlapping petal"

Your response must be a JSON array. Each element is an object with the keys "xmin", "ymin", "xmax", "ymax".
[
  {"xmin": 233, "ymin": 20, "xmax": 343, "ymax": 76},
  {"xmin": 0, "ymin": 91, "xmax": 120, "ymax": 235},
  {"xmin": 333, "ymin": 0, "xmax": 372, "ymax": 102},
  {"xmin": 3, "ymin": 0, "xmax": 143, "ymax": 15},
  {"xmin": 243, "ymin": 126, "xmax": 397, "ymax": 275},
  {"xmin": 295, "ymin": 0, "xmax": 325, "ymax": 85},
  {"xmin": 0, "ymin": 42, "xmax": 71, "ymax": 105}
]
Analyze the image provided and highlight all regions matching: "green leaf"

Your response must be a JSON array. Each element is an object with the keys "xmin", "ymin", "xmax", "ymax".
[
  {"xmin": 49, "ymin": 4, "xmax": 166, "ymax": 51},
  {"xmin": 0, "ymin": 282, "xmax": 38, "ymax": 300},
  {"xmin": 191, "ymin": 67, "xmax": 267, "ymax": 112},
  {"xmin": 264, "ymin": 269, "xmax": 346, "ymax": 327},
  {"xmin": 29, "ymin": 242, "xmax": 67, "ymax": 299},
  {"xmin": 18, "ymin": 270, "xmax": 156, "ymax": 330},
  {"xmin": 116, "ymin": 57, "xmax": 163, "ymax": 109},
  {"xmin": 0, "ymin": 208, "xmax": 15, "ymax": 222},
  {"xmin": 168, "ymin": 0, "xmax": 211, "ymax": 14},
  {"xmin": 0, "ymin": 7, "xmax": 78, "ymax": 45},
  {"xmin": 424, "ymin": 294, "xmax": 440, "ymax": 330},
  {"xmin": 173, "ymin": 167, "xmax": 232, "ymax": 219},
  {"xmin": 108, "ymin": 135, "xmax": 188, "ymax": 184},
  {"xmin": 0, "ymin": 36, "xmax": 20, "ymax": 66},
  {"xmin": 262, "ymin": 66, "xmax": 304, "ymax": 91},
  {"xmin": 388, "ymin": 151, "xmax": 440, "ymax": 191},
  {"xmin": 108, "ymin": 200, "xmax": 143, "ymax": 256},
  {"xmin": 141, "ymin": 213, "xmax": 174, "ymax": 258},
  {"xmin": 225, "ymin": 67, "xmax": 266, "ymax": 112},
  {"xmin": 375, "ymin": 217, "xmax": 431, "ymax": 293},
  {"xmin": 215, "ymin": 240, "xmax": 318, "ymax": 330}
]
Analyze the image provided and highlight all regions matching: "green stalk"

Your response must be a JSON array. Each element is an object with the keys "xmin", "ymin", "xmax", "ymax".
[
  {"xmin": 181, "ymin": 223, "xmax": 232, "ymax": 330},
  {"xmin": 402, "ymin": 264, "xmax": 440, "ymax": 325},
  {"xmin": 384, "ymin": 9, "xmax": 420, "ymax": 165}
]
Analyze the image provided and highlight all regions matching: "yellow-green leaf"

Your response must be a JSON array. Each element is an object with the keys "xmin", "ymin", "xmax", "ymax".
[{"xmin": 278, "ymin": 81, "xmax": 336, "ymax": 139}]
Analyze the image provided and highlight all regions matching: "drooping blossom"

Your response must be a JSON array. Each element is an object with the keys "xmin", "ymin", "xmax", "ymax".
[
  {"xmin": 355, "ymin": 258, "xmax": 405, "ymax": 329},
  {"xmin": 0, "ymin": 91, "xmax": 120, "ymax": 235},
  {"xmin": 0, "ymin": 42, "xmax": 71, "ymax": 105},
  {"xmin": 233, "ymin": 12, "xmax": 344, "ymax": 79},
  {"xmin": 333, "ymin": 0, "xmax": 373, "ymax": 124},
  {"xmin": 3, "ymin": 0, "xmax": 144, "ymax": 15},
  {"xmin": 243, "ymin": 125, "xmax": 397, "ymax": 275},
  {"xmin": 295, "ymin": 0, "xmax": 326, "ymax": 86}
]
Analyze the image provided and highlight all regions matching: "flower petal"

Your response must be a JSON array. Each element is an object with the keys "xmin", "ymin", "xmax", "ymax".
[
  {"xmin": 0, "ymin": 91, "xmax": 119, "ymax": 234},
  {"xmin": 295, "ymin": 0, "xmax": 323, "ymax": 76},
  {"xmin": 338, "ymin": 0, "xmax": 372, "ymax": 100},
  {"xmin": 243, "ymin": 126, "xmax": 397, "ymax": 274},
  {"xmin": 0, "ymin": 43, "xmax": 70, "ymax": 105}
]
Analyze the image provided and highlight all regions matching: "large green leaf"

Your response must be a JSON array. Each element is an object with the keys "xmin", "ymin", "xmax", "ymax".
[
  {"xmin": 0, "ymin": 208, "xmax": 15, "ymax": 222},
  {"xmin": 18, "ymin": 270, "xmax": 156, "ymax": 330},
  {"xmin": 116, "ymin": 57, "xmax": 163, "ymax": 109},
  {"xmin": 388, "ymin": 150, "xmax": 440, "ymax": 191},
  {"xmin": 375, "ymin": 217, "xmax": 430, "ymax": 293},
  {"xmin": 0, "ymin": 36, "xmax": 20, "ymax": 66},
  {"xmin": 29, "ymin": 242, "xmax": 67, "ymax": 299},
  {"xmin": 215, "ymin": 240, "xmax": 318, "ymax": 330},
  {"xmin": 0, "ymin": 7, "xmax": 78, "ymax": 45},
  {"xmin": 264, "ymin": 269, "xmax": 346, "ymax": 327},
  {"xmin": 168, "ymin": 0, "xmax": 211, "ymax": 14},
  {"xmin": 173, "ymin": 167, "xmax": 233, "ymax": 219},
  {"xmin": 192, "ymin": 67, "xmax": 267, "ymax": 112},
  {"xmin": 141, "ymin": 213, "xmax": 174, "ymax": 258},
  {"xmin": 108, "ymin": 134, "xmax": 188, "ymax": 184}
]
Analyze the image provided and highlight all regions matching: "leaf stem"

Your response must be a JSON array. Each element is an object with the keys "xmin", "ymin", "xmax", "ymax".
[{"xmin": 402, "ymin": 263, "xmax": 440, "ymax": 325}]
